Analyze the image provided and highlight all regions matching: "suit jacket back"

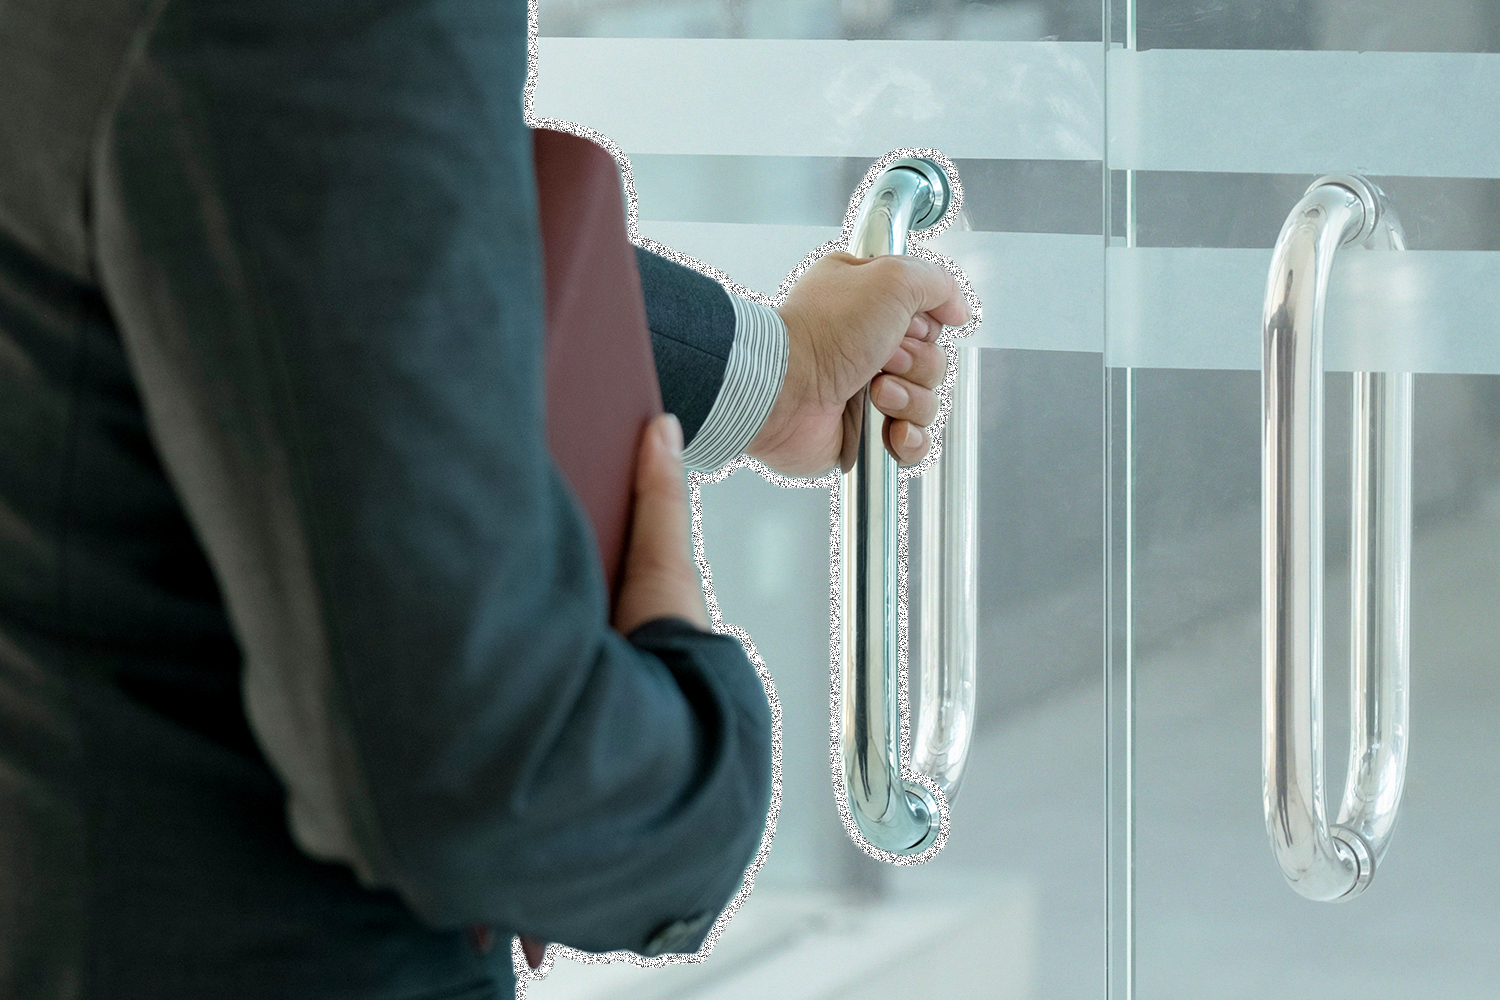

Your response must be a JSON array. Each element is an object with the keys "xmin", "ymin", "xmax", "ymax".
[{"xmin": 0, "ymin": 2, "xmax": 771, "ymax": 997}]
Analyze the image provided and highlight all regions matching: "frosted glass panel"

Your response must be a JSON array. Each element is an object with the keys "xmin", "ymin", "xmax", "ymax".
[
  {"xmin": 1105, "ymin": 248, "xmax": 1500, "ymax": 372},
  {"xmin": 1107, "ymin": 49, "xmax": 1500, "ymax": 177},
  {"xmin": 529, "ymin": 2, "xmax": 1105, "ymax": 999},
  {"xmin": 1109, "ymin": 2, "xmax": 1500, "ymax": 996},
  {"xmin": 1121, "ymin": 366, "xmax": 1500, "ymax": 997},
  {"xmin": 533, "ymin": 39, "xmax": 1103, "ymax": 159}
]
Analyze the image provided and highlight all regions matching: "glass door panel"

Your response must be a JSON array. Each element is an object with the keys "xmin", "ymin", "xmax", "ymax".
[
  {"xmin": 521, "ymin": 1, "xmax": 1500, "ymax": 996},
  {"xmin": 1107, "ymin": 2, "xmax": 1500, "ymax": 995},
  {"xmin": 529, "ymin": 1, "xmax": 1107, "ymax": 997}
]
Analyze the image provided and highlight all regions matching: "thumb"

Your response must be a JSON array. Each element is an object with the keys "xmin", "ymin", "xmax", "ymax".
[
  {"xmin": 613, "ymin": 413, "xmax": 710, "ymax": 634},
  {"xmin": 891, "ymin": 256, "xmax": 970, "ymax": 330}
]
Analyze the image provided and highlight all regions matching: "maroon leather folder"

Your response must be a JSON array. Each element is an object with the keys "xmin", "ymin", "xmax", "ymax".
[
  {"xmin": 534, "ymin": 127, "xmax": 663, "ymax": 601},
  {"xmin": 490, "ymin": 128, "xmax": 662, "ymax": 972}
]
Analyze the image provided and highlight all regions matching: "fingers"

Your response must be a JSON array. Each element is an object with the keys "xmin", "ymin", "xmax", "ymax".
[
  {"xmin": 874, "ymin": 336, "xmax": 943, "ymax": 426},
  {"xmin": 612, "ymin": 414, "xmax": 710, "ymax": 635},
  {"xmin": 872, "ymin": 372, "xmax": 938, "ymax": 429},
  {"xmin": 873, "ymin": 374, "xmax": 936, "ymax": 468},
  {"xmin": 883, "ymin": 417, "xmax": 929, "ymax": 467},
  {"xmin": 875, "ymin": 336, "xmax": 944, "ymax": 466},
  {"xmin": 905, "ymin": 312, "xmax": 947, "ymax": 343},
  {"xmin": 881, "ymin": 336, "xmax": 945, "ymax": 388}
]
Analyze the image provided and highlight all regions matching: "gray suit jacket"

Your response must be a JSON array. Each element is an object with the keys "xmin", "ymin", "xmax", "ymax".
[{"xmin": 0, "ymin": 1, "xmax": 773, "ymax": 997}]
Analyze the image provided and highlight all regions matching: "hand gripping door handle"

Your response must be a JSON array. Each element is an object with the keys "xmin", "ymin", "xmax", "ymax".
[
  {"xmin": 837, "ymin": 158, "xmax": 977, "ymax": 859},
  {"xmin": 1263, "ymin": 174, "xmax": 1410, "ymax": 901}
]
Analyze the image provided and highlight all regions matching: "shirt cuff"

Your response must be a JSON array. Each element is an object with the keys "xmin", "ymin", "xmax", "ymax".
[{"xmin": 681, "ymin": 296, "xmax": 788, "ymax": 473}]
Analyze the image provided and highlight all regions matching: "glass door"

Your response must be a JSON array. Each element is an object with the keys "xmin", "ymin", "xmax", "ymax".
[
  {"xmin": 524, "ymin": 0, "xmax": 1500, "ymax": 995},
  {"xmin": 1106, "ymin": 1, "xmax": 1500, "ymax": 995},
  {"xmin": 528, "ymin": 0, "xmax": 1109, "ymax": 997}
]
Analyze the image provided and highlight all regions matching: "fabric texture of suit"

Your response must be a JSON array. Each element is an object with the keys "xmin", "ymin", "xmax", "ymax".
[{"xmin": 0, "ymin": 0, "xmax": 774, "ymax": 997}]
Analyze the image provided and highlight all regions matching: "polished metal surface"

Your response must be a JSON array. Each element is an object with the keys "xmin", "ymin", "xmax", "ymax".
[
  {"xmin": 1262, "ymin": 174, "xmax": 1410, "ymax": 901},
  {"xmin": 838, "ymin": 159, "xmax": 976, "ymax": 857},
  {"xmin": 911, "ymin": 340, "xmax": 978, "ymax": 800}
]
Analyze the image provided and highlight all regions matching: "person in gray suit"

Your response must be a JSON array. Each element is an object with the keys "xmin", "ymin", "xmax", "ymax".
[{"xmin": 0, "ymin": 0, "xmax": 969, "ymax": 997}]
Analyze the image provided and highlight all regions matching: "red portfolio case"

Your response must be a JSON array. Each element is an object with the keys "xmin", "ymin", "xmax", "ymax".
[
  {"xmin": 534, "ymin": 127, "xmax": 663, "ymax": 602},
  {"xmin": 493, "ymin": 128, "xmax": 661, "ymax": 970}
]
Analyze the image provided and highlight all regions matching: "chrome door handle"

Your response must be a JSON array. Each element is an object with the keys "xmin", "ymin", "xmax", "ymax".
[
  {"xmin": 837, "ymin": 157, "xmax": 977, "ymax": 859},
  {"xmin": 1263, "ymin": 174, "xmax": 1410, "ymax": 901}
]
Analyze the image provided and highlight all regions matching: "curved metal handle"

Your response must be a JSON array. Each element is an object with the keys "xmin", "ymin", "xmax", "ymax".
[
  {"xmin": 838, "ymin": 158, "xmax": 977, "ymax": 858},
  {"xmin": 1263, "ymin": 173, "xmax": 1411, "ymax": 901}
]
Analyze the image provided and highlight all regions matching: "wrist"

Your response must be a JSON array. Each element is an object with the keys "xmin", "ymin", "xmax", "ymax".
[{"xmin": 746, "ymin": 304, "xmax": 842, "ymax": 476}]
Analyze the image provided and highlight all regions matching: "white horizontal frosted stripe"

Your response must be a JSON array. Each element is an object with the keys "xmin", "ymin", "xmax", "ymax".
[
  {"xmin": 1108, "ymin": 49, "xmax": 1500, "ymax": 178},
  {"xmin": 535, "ymin": 39, "xmax": 1103, "ymax": 160},
  {"xmin": 928, "ymin": 230, "xmax": 1102, "ymax": 353},
  {"xmin": 1105, "ymin": 248, "xmax": 1500, "ymax": 373},
  {"xmin": 1104, "ymin": 248, "xmax": 1262, "ymax": 370},
  {"xmin": 1327, "ymin": 252, "xmax": 1500, "ymax": 373},
  {"xmin": 638, "ymin": 222, "xmax": 1104, "ymax": 354}
]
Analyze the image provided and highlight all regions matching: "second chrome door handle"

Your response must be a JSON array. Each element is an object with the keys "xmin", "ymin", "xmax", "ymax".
[
  {"xmin": 1263, "ymin": 173, "xmax": 1411, "ymax": 901},
  {"xmin": 836, "ymin": 156, "xmax": 977, "ymax": 859}
]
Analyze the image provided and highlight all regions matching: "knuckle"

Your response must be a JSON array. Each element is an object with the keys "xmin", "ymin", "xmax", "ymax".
[{"xmin": 868, "ymin": 255, "xmax": 910, "ymax": 289}]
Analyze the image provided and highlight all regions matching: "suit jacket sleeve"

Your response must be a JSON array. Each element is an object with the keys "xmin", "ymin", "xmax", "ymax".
[
  {"xmin": 636, "ymin": 247, "xmax": 734, "ymax": 446},
  {"xmin": 637, "ymin": 247, "xmax": 789, "ymax": 472},
  {"xmin": 91, "ymin": 0, "xmax": 771, "ymax": 956}
]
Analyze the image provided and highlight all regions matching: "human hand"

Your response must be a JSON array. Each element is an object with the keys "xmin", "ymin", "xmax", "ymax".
[
  {"xmin": 746, "ymin": 252, "xmax": 970, "ymax": 478},
  {"xmin": 612, "ymin": 413, "xmax": 711, "ymax": 636}
]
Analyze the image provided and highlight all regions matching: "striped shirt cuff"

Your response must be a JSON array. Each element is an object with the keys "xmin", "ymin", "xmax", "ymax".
[{"xmin": 681, "ymin": 296, "xmax": 789, "ymax": 473}]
